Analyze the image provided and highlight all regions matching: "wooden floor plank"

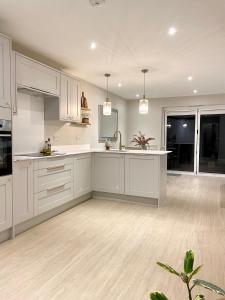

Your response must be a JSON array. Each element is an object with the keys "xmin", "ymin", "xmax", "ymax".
[{"xmin": 0, "ymin": 175, "xmax": 224, "ymax": 300}]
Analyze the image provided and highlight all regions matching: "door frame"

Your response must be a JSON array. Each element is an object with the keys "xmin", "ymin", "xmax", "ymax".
[
  {"xmin": 163, "ymin": 104, "xmax": 225, "ymax": 177},
  {"xmin": 164, "ymin": 107, "xmax": 198, "ymax": 175},
  {"xmin": 197, "ymin": 106, "xmax": 225, "ymax": 177}
]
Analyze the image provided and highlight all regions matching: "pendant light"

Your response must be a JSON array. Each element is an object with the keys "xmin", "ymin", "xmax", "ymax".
[
  {"xmin": 139, "ymin": 69, "xmax": 149, "ymax": 114},
  {"xmin": 103, "ymin": 73, "xmax": 112, "ymax": 116}
]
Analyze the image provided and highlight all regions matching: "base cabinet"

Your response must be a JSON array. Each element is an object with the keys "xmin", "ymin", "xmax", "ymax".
[
  {"xmin": 125, "ymin": 155, "xmax": 159, "ymax": 198},
  {"xmin": 74, "ymin": 154, "xmax": 92, "ymax": 198},
  {"xmin": 33, "ymin": 157, "xmax": 74, "ymax": 216},
  {"xmin": 13, "ymin": 161, "xmax": 34, "ymax": 225},
  {"xmin": 0, "ymin": 176, "xmax": 12, "ymax": 232},
  {"xmin": 93, "ymin": 153, "xmax": 124, "ymax": 194}
]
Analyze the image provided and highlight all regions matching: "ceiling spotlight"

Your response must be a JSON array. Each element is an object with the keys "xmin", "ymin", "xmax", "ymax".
[
  {"xmin": 89, "ymin": 0, "xmax": 106, "ymax": 7},
  {"xmin": 136, "ymin": 94, "xmax": 140, "ymax": 98},
  {"xmin": 90, "ymin": 42, "xmax": 97, "ymax": 50},
  {"xmin": 188, "ymin": 76, "xmax": 193, "ymax": 81},
  {"xmin": 193, "ymin": 89, "xmax": 198, "ymax": 94},
  {"xmin": 118, "ymin": 83, "xmax": 122, "ymax": 87},
  {"xmin": 168, "ymin": 27, "xmax": 177, "ymax": 36},
  {"xmin": 182, "ymin": 123, "xmax": 188, "ymax": 128}
]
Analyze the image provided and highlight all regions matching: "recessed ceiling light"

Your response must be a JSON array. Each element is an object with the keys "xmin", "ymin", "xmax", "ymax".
[
  {"xmin": 168, "ymin": 27, "xmax": 177, "ymax": 36},
  {"xmin": 90, "ymin": 42, "xmax": 97, "ymax": 50},
  {"xmin": 118, "ymin": 83, "xmax": 122, "ymax": 87},
  {"xmin": 193, "ymin": 89, "xmax": 198, "ymax": 94},
  {"xmin": 188, "ymin": 76, "xmax": 193, "ymax": 81},
  {"xmin": 89, "ymin": 0, "xmax": 106, "ymax": 7},
  {"xmin": 136, "ymin": 94, "xmax": 140, "ymax": 98}
]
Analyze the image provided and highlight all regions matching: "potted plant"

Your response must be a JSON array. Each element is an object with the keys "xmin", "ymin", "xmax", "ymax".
[
  {"xmin": 150, "ymin": 250, "xmax": 225, "ymax": 300},
  {"xmin": 131, "ymin": 131, "xmax": 155, "ymax": 150}
]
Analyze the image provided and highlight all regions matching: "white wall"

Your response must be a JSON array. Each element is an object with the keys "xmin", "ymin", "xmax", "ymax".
[
  {"xmin": 127, "ymin": 94, "xmax": 225, "ymax": 147},
  {"xmin": 13, "ymin": 92, "xmax": 45, "ymax": 154},
  {"xmin": 13, "ymin": 79, "xmax": 127, "ymax": 153},
  {"xmin": 44, "ymin": 79, "xmax": 128, "ymax": 149}
]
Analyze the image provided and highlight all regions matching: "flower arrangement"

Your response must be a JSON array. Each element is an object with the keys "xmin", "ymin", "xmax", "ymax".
[{"xmin": 131, "ymin": 131, "xmax": 155, "ymax": 150}]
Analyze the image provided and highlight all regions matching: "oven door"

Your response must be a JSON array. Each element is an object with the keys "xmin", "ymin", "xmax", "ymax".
[{"xmin": 0, "ymin": 132, "xmax": 12, "ymax": 176}]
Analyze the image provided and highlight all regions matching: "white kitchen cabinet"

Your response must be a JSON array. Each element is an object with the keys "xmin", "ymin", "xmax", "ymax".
[
  {"xmin": 125, "ymin": 154, "xmax": 167, "ymax": 204},
  {"xmin": 16, "ymin": 53, "xmax": 60, "ymax": 96},
  {"xmin": 11, "ymin": 51, "xmax": 17, "ymax": 113},
  {"xmin": 93, "ymin": 153, "xmax": 124, "ymax": 194},
  {"xmin": 0, "ymin": 175, "xmax": 12, "ymax": 232},
  {"xmin": 60, "ymin": 74, "xmax": 81, "ymax": 122},
  {"xmin": 125, "ymin": 155, "xmax": 159, "ymax": 198},
  {"xmin": 13, "ymin": 160, "xmax": 34, "ymax": 225},
  {"xmin": 74, "ymin": 154, "xmax": 92, "ymax": 198},
  {"xmin": 0, "ymin": 34, "xmax": 11, "ymax": 108},
  {"xmin": 33, "ymin": 157, "xmax": 74, "ymax": 216}
]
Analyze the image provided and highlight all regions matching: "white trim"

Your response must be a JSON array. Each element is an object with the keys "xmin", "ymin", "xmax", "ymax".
[
  {"xmin": 197, "ymin": 172, "xmax": 225, "ymax": 178},
  {"xmin": 167, "ymin": 171, "xmax": 195, "ymax": 176},
  {"xmin": 164, "ymin": 108, "xmax": 197, "ymax": 174}
]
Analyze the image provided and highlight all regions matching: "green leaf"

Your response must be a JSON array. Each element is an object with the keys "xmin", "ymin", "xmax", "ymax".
[
  {"xmin": 157, "ymin": 262, "xmax": 180, "ymax": 277},
  {"xmin": 180, "ymin": 272, "xmax": 189, "ymax": 283},
  {"xmin": 193, "ymin": 279, "xmax": 225, "ymax": 296},
  {"xmin": 194, "ymin": 295, "xmax": 205, "ymax": 300},
  {"xmin": 189, "ymin": 265, "xmax": 202, "ymax": 281},
  {"xmin": 150, "ymin": 291, "xmax": 169, "ymax": 300},
  {"xmin": 184, "ymin": 250, "xmax": 194, "ymax": 274}
]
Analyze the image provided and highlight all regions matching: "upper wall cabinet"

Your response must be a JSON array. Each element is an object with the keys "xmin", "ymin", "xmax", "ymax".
[
  {"xmin": 0, "ymin": 34, "xmax": 11, "ymax": 108},
  {"xmin": 60, "ymin": 73, "xmax": 81, "ymax": 122},
  {"xmin": 16, "ymin": 53, "xmax": 60, "ymax": 96}
]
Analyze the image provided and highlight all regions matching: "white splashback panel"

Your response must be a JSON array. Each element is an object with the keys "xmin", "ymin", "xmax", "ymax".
[{"xmin": 13, "ymin": 92, "xmax": 44, "ymax": 154}]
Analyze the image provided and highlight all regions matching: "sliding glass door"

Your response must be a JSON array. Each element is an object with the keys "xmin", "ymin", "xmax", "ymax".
[
  {"xmin": 165, "ymin": 107, "xmax": 225, "ymax": 175},
  {"xmin": 165, "ymin": 110, "xmax": 197, "ymax": 174},
  {"xmin": 197, "ymin": 110, "xmax": 225, "ymax": 175}
]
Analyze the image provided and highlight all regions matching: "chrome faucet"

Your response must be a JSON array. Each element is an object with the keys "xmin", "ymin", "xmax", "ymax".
[{"xmin": 114, "ymin": 130, "xmax": 122, "ymax": 150}]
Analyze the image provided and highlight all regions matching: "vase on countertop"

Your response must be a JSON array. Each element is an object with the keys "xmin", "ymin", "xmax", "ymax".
[{"xmin": 140, "ymin": 144, "xmax": 147, "ymax": 150}]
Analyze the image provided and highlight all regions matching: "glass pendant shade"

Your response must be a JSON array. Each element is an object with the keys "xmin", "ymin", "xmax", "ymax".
[
  {"xmin": 139, "ymin": 98, "xmax": 149, "ymax": 114},
  {"xmin": 139, "ymin": 69, "xmax": 149, "ymax": 114},
  {"xmin": 103, "ymin": 100, "xmax": 112, "ymax": 115},
  {"xmin": 103, "ymin": 73, "xmax": 112, "ymax": 116}
]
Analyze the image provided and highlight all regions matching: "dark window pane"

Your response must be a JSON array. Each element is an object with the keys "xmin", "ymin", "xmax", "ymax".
[
  {"xmin": 199, "ymin": 114, "xmax": 225, "ymax": 174},
  {"xmin": 166, "ymin": 115, "xmax": 195, "ymax": 172}
]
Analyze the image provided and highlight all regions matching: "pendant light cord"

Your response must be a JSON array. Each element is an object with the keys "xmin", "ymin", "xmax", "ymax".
[
  {"xmin": 143, "ymin": 72, "xmax": 146, "ymax": 99},
  {"xmin": 107, "ymin": 76, "xmax": 109, "ymax": 100}
]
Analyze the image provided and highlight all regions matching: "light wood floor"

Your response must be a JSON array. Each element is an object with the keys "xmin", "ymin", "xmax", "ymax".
[{"xmin": 0, "ymin": 175, "xmax": 225, "ymax": 300}]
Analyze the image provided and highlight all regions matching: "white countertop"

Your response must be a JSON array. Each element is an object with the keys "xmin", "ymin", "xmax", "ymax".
[{"xmin": 14, "ymin": 149, "xmax": 171, "ymax": 161}]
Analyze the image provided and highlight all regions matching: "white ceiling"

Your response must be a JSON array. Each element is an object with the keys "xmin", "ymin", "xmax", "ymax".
[{"xmin": 0, "ymin": 0, "xmax": 225, "ymax": 99}]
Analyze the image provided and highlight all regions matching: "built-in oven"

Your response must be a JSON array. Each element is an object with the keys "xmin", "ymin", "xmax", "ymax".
[{"xmin": 0, "ymin": 111, "xmax": 12, "ymax": 177}]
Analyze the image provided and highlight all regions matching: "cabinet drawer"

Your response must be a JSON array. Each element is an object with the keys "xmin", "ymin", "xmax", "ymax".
[
  {"xmin": 34, "ymin": 156, "xmax": 73, "ymax": 170},
  {"xmin": 34, "ymin": 182, "xmax": 73, "ymax": 215},
  {"xmin": 34, "ymin": 163, "xmax": 73, "ymax": 193},
  {"xmin": 16, "ymin": 54, "xmax": 60, "ymax": 96}
]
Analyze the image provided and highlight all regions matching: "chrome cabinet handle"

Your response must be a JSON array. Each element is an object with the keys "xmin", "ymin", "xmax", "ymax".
[
  {"xmin": 47, "ymin": 184, "xmax": 65, "ymax": 195},
  {"xmin": 47, "ymin": 165, "xmax": 65, "ymax": 172}
]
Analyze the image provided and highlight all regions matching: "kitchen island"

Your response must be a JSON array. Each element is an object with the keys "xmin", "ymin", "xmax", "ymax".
[{"xmin": 92, "ymin": 150, "xmax": 169, "ymax": 207}]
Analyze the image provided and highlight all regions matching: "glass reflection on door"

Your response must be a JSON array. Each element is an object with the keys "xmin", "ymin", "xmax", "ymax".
[
  {"xmin": 166, "ymin": 115, "xmax": 196, "ymax": 172},
  {"xmin": 199, "ymin": 114, "xmax": 225, "ymax": 174}
]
